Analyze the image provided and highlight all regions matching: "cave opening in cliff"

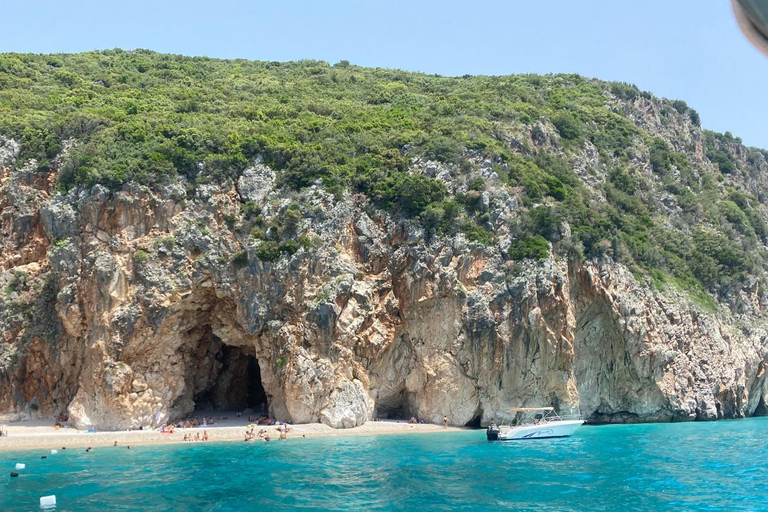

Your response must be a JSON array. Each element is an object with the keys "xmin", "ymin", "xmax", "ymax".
[
  {"xmin": 245, "ymin": 354, "xmax": 268, "ymax": 411},
  {"xmin": 464, "ymin": 415, "xmax": 482, "ymax": 428},
  {"xmin": 186, "ymin": 326, "xmax": 270, "ymax": 416},
  {"xmin": 375, "ymin": 390, "xmax": 411, "ymax": 420}
]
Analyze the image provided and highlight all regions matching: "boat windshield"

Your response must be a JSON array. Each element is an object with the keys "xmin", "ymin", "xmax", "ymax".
[{"xmin": 508, "ymin": 408, "xmax": 581, "ymax": 426}]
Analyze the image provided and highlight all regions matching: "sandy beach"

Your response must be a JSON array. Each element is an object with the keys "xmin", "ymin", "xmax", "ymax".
[{"xmin": 0, "ymin": 412, "xmax": 469, "ymax": 452}]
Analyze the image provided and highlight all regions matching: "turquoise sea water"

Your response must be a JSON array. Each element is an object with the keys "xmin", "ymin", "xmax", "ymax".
[{"xmin": 3, "ymin": 418, "xmax": 768, "ymax": 511}]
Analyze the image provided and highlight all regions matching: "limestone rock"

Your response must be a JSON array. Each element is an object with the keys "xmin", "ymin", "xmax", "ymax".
[
  {"xmin": 1, "ymin": 104, "xmax": 768, "ymax": 432},
  {"xmin": 0, "ymin": 137, "xmax": 20, "ymax": 169},
  {"xmin": 236, "ymin": 164, "xmax": 275, "ymax": 203},
  {"xmin": 320, "ymin": 379, "xmax": 371, "ymax": 428}
]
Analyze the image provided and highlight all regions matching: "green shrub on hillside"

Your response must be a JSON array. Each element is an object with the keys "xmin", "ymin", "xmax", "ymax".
[
  {"xmin": 255, "ymin": 242, "xmax": 280, "ymax": 262},
  {"xmin": 552, "ymin": 111, "xmax": 583, "ymax": 142},
  {"xmin": 134, "ymin": 249, "xmax": 149, "ymax": 265},
  {"xmin": 508, "ymin": 235, "xmax": 550, "ymax": 261},
  {"xmin": 461, "ymin": 220, "xmax": 494, "ymax": 245}
]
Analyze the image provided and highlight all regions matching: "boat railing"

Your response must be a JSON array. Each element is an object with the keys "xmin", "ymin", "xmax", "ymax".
[{"xmin": 544, "ymin": 412, "xmax": 583, "ymax": 422}]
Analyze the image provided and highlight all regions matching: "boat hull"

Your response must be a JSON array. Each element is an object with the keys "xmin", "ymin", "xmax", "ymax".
[{"xmin": 488, "ymin": 420, "xmax": 583, "ymax": 441}]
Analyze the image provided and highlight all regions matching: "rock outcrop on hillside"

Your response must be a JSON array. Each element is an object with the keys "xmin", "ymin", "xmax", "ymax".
[{"xmin": 2, "ymin": 94, "xmax": 768, "ymax": 430}]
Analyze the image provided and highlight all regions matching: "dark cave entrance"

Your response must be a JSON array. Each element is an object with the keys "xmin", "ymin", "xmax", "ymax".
[
  {"xmin": 375, "ymin": 389, "xmax": 412, "ymax": 420},
  {"xmin": 753, "ymin": 395, "xmax": 768, "ymax": 417},
  {"xmin": 464, "ymin": 415, "xmax": 482, "ymax": 428},
  {"xmin": 245, "ymin": 354, "xmax": 267, "ymax": 412},
  {"xmin": 186, "ymin": 326, "xmax": 269, "ymax": 416}
]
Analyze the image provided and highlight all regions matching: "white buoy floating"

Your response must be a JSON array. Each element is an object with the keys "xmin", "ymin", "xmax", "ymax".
[
  {"xmin": 39, "ymin": 495, "xmax": 56, "ymax": 509},
  {"xmin": 50, "ymin": 450, "xmax": 58, "ymax": 455},
  {"xmin": 15, "ymin": 463, "xmax": 25, "ymax": 470}
]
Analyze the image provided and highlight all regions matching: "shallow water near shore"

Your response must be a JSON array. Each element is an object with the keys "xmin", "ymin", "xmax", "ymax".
[{"xmin": 2, "ymin": 418, "xmax": 768, "ymax": 511}]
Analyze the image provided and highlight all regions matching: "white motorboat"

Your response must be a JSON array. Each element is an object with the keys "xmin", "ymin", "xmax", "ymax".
[{"xmin": 486, "ymin": 407, "xmax": 583, "ymax": 441}]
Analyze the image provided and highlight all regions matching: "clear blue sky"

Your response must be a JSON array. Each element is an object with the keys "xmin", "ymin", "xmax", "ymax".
[{"xmin": 2, "ymin": 0, "xmax": 767, "ymax": 148}]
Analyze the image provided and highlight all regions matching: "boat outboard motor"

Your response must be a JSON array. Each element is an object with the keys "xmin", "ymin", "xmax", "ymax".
[{"xmin": 486, "ymin": 425, "xmax": 500, "ymax": 441}]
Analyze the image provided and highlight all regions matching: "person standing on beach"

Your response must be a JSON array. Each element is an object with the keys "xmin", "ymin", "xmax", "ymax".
[{"xmin": 443, "ymin": 416, "xmax": 448, "ymax": 428}]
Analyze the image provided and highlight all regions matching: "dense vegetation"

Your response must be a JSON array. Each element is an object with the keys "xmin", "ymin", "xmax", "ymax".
[{"xmin": 1, "ymin": 50, "xmax": 767, "ymax": 307}]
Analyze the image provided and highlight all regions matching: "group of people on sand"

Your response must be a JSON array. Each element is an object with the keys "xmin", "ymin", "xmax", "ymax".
[
  {"xmin": 53, "ymin": 413, "xmax": 69, "ymax": 430},
  {"xmin": 244, "ymin": 427, "xmax": 267, "ymax": 442},
  {"xmin": 157, "ymin": 416, "xmax": 221, "ymax": 432},
  {"xmin": 406, "ymin": 416, "xmax": 449, "ymax": 427},
  {"xmin": 183, "ymin": 430, "xmax": 208, "ymax": 442},
  {"xmin": 244, "ymin": 424, "xmax": 291, "ymax": 442},
  {"xmin": 242, "ymin": 413, "xmax": 275, "ymax": 425},
  {"xmin": 177, "ymin": 416, "xmax": 218, "ymax": 429}
]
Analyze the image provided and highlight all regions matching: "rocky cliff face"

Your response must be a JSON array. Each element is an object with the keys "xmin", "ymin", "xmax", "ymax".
[{"xmin": 2, "ymin": 94, "xmax": 768, "ymax": 430}]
